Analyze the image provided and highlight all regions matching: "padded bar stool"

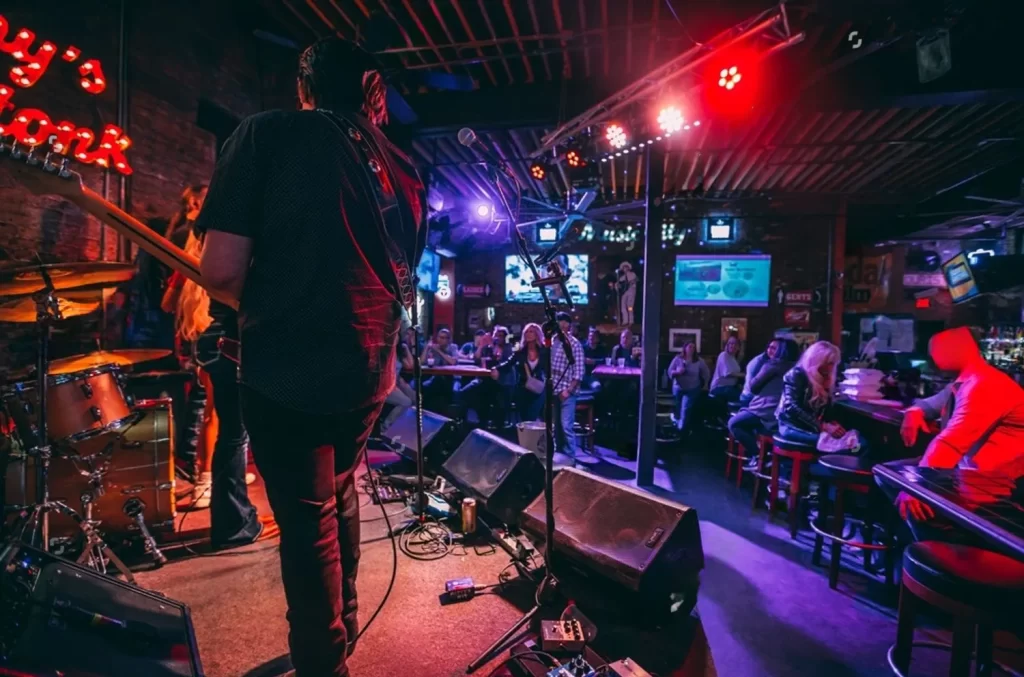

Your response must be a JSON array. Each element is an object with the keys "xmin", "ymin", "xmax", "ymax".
[
  {"xmin": 574, "ymin": 395, "xmax": 596, "ymax": 452},
  {"xmin": 889, "ymin": 541, "xmax": 1024, "ymax": 677},
  {"xmin": 768, "ymin": 435, "xmax": 820, "ymax": 538},
  {"xmin": 810, "ymin": 454, "xmax": 894, "ymax": 590}
]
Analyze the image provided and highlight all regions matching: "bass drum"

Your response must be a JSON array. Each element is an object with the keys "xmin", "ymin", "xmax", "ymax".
[{"xmin": 5, "ymin": 398, "xmax": 176, "ymax": 547}]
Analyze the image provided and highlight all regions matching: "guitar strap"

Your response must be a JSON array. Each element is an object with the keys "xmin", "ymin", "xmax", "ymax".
[{"xmin": 316, "ymin": 109, "xmax": 424, "ymax": 312}]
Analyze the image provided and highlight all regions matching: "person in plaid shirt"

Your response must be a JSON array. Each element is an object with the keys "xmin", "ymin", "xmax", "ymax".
[{"xmin": 551, "ymin": 312, "xmax": 588, "ymax": 461}]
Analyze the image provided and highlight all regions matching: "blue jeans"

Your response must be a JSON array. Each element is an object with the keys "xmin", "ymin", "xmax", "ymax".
[
  {"xmin": 673, "ymin": 386, "xmax": 702, "ymax": 433},
  {"xmin": 553, "ymin": 393, "xmax": 577, "ymax": 457},
  {"xmin": 728, "ymin": 410, "xmax": 771, "ymax": 456}
]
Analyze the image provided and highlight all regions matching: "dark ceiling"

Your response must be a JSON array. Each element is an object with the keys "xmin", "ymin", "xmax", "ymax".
[{"xmin": 256, "ymin": 0, "xmax": 1024, "ymax": 245}]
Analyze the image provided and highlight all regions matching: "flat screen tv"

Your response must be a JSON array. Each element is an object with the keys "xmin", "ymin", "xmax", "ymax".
[
  {"xmin": 674, "ymin": 254, "xmax": 771, "ymax": 307},
  {"xmin": 505, "ymin": 254, "xmax": 589, "ymax": 305},
  {"xmin": 416, "ymin": 249, "xmax": 441, "ymax": 293},
  {"xmin": 940, "ymin": 253, "xmax": 980, "ymax": 303}
]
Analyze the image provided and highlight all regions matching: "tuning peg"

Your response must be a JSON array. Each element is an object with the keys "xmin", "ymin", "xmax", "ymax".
[
  {"xmin": 0, "ymin": 140, "xmax": 8, "ymax": 155},
  {"xmin": 58, "ymin": 157, "xmax": 72, "ymax": 179},
  {"xmin": 42, "ymin": 152, "xmax": 59, "ymax": 172},
  {"xmin": 25, "ymin": 148, "xmax": 41, "ymax": 167},
  {"xmin": 9, "ymin": 142, "xmax": 24, "ymax": 160}
]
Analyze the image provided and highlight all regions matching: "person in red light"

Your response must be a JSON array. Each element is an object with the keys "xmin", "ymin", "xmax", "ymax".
[{"xmin": 896, "ymin": 326, "xmax": 1024, "ymax": 530}]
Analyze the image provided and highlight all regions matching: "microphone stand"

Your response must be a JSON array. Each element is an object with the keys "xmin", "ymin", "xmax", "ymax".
[{"xmin": 466, "ymin": 158, "xmax": 577, "ymax": 674}]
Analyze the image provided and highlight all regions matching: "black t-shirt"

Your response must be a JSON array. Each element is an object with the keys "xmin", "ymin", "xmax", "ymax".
[{"xmin": 195, "ymin": 110, "xmax": 425, "ymax": 414}]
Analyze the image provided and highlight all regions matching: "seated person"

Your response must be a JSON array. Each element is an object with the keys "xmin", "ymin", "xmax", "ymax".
[
  {"xmin": 421, "ymin": 328, "xmax": 461, "ymax": 409},
  {"xmin": 728, "ymin": 339, "xmax": 798, "ymax": 467},
  {"xmin": 667, "ymin": 341, "xmax": 710, "ymax": 439},
  {"xmin": 775, "ymin": 341, "xmax": 865, "ymax": 453},
  {"xmin": 492, "ymin": 323, "xmax": 548, "ymax": 422},
  {"xmin": 894, "ymin": 327, "xmax": 1024, "ymax": 540},
  {"xmin": 610, "ymin": 328, "xmax": 640, "ymax": 367},
  {"xmin": 462, "ymin": 326, "xmax": 515, "ymax": 427},
  {"xmin": 710, "ymin": 334, "xmax": 745, "ymax": 402},
  {"xmin": 380, "ymin": 337, "xmax": 416, "ymax": 430},
  {"xmin": 739, "ymin": 339, "xmax": 779, "ymax": 405},
  {"xmin": 582, "ymin": 326, "xmax": 608, "ymax": 389}
]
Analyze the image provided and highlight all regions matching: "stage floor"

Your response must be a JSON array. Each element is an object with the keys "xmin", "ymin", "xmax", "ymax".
[{"xmin": 137, "ymin": 449, "xmax": 713, "ymax": 677}]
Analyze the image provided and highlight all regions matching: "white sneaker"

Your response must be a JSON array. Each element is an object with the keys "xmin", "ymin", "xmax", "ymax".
[{"xmin": 192, "ymin": 472, "xmax": 212, "ymax": 509}]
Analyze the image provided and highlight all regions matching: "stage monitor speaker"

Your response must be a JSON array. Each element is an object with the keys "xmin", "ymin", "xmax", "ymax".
[
  {"xmin": 0, "ymin": 542, "xmax": 203, "ymax": 676},
  {"xmin": 520, "ymin": 467, "xmax": 703, "ymax": 601},
  {"xmin": 441, "ymin": 429, "xmax": 544, "ymax": 526},
  {"xmin": 381, "ymin": 407, "xmax": 457, "ymax": 468}
]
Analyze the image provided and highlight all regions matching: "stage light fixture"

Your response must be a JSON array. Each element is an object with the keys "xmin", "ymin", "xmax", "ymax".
[
  {"xmin": 565, "ymin": 148, "xmax": 585, "ymax": 168},
  {"xmin": 475, "ymin": 203, "xmax": 493, "ymax": 219},
  {"xmin": 529, "ymin": 161, "xmax": 548, "ymax": 180},
  {"xmin": 718, "ymin": 66, "xmax": 742, "ymax": 90},
  {"xmin": 605, "ymin": 124, "xmax": 627, "ymax": 149},
  {"xmin": 657, "ymin": 106, "xmax": 684, "ymax": 134}
]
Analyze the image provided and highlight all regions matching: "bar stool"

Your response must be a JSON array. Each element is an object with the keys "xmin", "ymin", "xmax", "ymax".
[
  {"xmin": 810, "ymin": 454, "xmax": 895, "ymax": 589},
  {"xmin": 749, "ymin": 433, "xmax": 777, "ymax": 509},
  {"xmin": 574, "ymin": 395, "xmax": 596, "ymax": 452},
  {"xmin": 889, "ymin": 541, "xmax": 1024, "ymax": 677},
  {"xmin": 767, "ymin": 435, "xmax": 820, "ymax": 538}
]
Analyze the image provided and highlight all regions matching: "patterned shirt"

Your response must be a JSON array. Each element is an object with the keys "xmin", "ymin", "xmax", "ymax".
[
  {"xmin": 550, "ymin": 333, "xmax": 586, "ymax": 395},
  {"xmin": 196, "ymin": 110, "xmax": 424, "ymax": 414}
]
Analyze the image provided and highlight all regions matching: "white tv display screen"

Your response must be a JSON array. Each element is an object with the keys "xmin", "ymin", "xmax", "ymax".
[
  {"xmin": 505, "ymin": 254, "xmax": 589, "ymax": 305},
  {"xmin": 674, "ymin": 254, "xmax": 771, "ymax": 307}
]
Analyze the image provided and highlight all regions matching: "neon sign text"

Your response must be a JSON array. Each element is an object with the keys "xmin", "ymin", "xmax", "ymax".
[{"xmin": 0, "ymin": 14, "xmax": 129, "ymax": 174}]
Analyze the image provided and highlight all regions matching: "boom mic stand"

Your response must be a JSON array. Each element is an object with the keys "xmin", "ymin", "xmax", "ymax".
[{"xmin": 466, "ymin": 155, "xmax": 577, "ymax": 674}]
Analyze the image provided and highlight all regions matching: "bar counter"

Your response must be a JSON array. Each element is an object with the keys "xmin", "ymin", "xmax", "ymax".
[{"xmin": 832, "ymin": 398, "xmax": 926, "ymax": 462}]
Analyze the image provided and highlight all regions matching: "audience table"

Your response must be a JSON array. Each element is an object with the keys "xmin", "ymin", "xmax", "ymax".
[
  {"xmin": 592, "ymin": 365, "xmax": 642, "ymax": 379},
  {"xmin": 411, "ymin": 365, "xmax": 492, "ymax": 378},
  {"xmin": 874, "ymin": 463, "xmax": 1024, "ymax": 561}
]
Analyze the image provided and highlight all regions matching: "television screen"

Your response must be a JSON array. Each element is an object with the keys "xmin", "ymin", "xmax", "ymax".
[
  {"xmin": 416, "ymin": 249, "xmax": 441, "ymax": 293},
  {"xmin": 537, "ymin": 225, "xmax": 559, "ymax": 243},
  {"xmin": 505, "ymin": 254, "xmax": 589, "ymax": 305},
  {"xmin": 674, "ymin": 254, "xmax": 771, "ymax": 307},
  {"xmin": 941, "ymin": 253, "xmax": 979, "ymax": 303}
]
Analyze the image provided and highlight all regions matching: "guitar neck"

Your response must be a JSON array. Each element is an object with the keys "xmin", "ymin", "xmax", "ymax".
[{"xmin": 75, "ymin": 186, "xmax": 239, "ymax": 311}]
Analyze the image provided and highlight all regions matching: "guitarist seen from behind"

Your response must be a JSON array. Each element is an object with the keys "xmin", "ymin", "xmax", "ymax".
[{"xmin": 193, "ymin": 37, "xmax": 426, "ymax": 677}]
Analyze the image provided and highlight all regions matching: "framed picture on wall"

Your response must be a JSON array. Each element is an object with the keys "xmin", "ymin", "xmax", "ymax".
[{"xmin": 668, "ymin": 328, "xmax": 702, "ymax": 353}]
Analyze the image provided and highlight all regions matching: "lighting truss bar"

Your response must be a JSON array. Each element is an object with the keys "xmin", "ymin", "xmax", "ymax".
[{"xmin": 533, "ymin": 3, "xmax": 801, "ymax": 157}]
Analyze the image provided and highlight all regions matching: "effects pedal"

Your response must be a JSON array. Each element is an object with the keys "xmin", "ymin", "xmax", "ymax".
[
  {"xmin": 540, "ymin": 619, "xmax": 586, "ymax": 652},
  {"xmin": 369, "ymin": 483, "xmax": 406, "ymax": 504},
  {"xmin": 544, "ymin": 655, "xmax": 598, "ymax": 677},
  {"xmin": 605, "ymin": 659, "xmax": 653, "ymax": 677}
]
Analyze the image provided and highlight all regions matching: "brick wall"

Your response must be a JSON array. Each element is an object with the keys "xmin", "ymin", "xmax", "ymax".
[
  {"xmin": 0, "ymin": 2, "xmax": 295, "ymax": 367},
  {"xmin": 453, "ymin": 197, "xmax": 838, "ymax": 360}
]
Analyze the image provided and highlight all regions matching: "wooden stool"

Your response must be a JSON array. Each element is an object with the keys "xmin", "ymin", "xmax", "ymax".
[
  {"xmin": 575, "ymin": 397, "xmax": 595, "ymax": 452},
  {"xmin": 810, "ymin": 454, "xmax": 894, "ymax": 590},
  {"xmin": 889, "ymin": 541, "xmax": 1024, "ymax": 677},
  {"xmin": 768, "ymin": 435, "xmax": 820, "ymax": 538}
]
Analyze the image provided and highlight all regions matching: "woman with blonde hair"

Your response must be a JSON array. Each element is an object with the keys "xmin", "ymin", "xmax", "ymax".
[
  {"xmin": 492, "ymin": 322, "xmax": 548, "ymax": 421},
  {"xmin": 162, "ymin": 229, "xmax": 262, "ymax": 549},
  {"xmin": 776, "ymin": 340, "xmax": 863, "ymax": 452}
]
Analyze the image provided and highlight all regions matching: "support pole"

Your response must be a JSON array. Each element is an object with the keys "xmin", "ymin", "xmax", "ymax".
[
  {"xmin": 636, "ymin": 143, "xmax": 666, "ymax": 487},
  {"xmin": 830, "ymin": 197, "xmax": 847, "ymax": 345}
]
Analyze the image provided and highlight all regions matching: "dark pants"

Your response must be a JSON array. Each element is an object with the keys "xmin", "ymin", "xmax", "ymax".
[
  {"xmin": 241, "ymin": 387, "xmax": 382, "ymax": 677},
  {"xmin": 204, "ymin": 359, "xmax": 260, "ymax": 546}
]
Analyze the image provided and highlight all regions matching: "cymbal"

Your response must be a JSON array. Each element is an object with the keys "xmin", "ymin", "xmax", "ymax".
[
  {"xmin": 47, "ymin": 349, "xmax": 172, "ymax": 375},
  {"xmin": 0, "ymin": 262, "xmax": 136, "ymax": 297},
  {"xmin": 0, "ymin": 296, "xmax": 100, "ymax": 323}
]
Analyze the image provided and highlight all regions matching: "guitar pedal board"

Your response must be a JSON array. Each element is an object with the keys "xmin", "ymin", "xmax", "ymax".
[{"xmin": 540, "ymin": 619, "xmax": 586, "ymax": 652}]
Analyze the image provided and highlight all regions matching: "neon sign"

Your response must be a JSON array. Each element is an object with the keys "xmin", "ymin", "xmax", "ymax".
[{"xmin": 0, "ymin": 14, "xmax": 131, "ymax": 175}]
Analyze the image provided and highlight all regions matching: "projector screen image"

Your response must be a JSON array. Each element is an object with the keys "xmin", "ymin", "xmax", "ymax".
[
  {"xmin": 505, "ymin": 254, "xmax": 589, "ymax": 305},
  {"xmin": 416, "ymin": 249, "xmax": 441, "ymax": 293},
  {"xmin": 674, "ymin": 255, "xmax": 771, "ymax": 307}
]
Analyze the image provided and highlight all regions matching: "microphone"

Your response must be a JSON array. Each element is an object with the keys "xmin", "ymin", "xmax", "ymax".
[
  {"xmin": 535, "ymin": 218, "xmax": 587, "ymax": 267},
  {"xmin": 457, "ymin": 127, "xmax": 508, "ymax": 171}
]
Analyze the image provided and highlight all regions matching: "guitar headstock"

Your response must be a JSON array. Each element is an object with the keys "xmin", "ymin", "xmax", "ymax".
[{"xmin": 0, "ymin": 140, "xmax": 85, "ymax": 199}]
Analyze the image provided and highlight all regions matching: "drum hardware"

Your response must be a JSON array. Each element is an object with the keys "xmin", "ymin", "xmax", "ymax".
[{"xmin": 123, "ymin": 498, "xmax": 167, "ymax": 566}]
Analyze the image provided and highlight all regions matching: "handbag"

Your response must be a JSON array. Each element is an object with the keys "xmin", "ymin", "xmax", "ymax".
[{"xmin": 524, "ymin": 361, "xmax": 545, "ymax": 395}]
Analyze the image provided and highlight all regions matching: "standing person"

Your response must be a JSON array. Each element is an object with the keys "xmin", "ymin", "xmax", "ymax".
[
  {"xmin": 162, "ymin": 231, "xmax": 261, "ymax": 545},
  {"xmin": 195, "ymin": 37, "xmax": 425, "ymax": 677},
  {"xmin": 710, "ymin": 335, "xmax": 745, "ymax": 402},
  {"xmin": 492, "ymin": 323, "xmax": 548, "ymax": 422},
  {"xmin": 551, "ymin": 312, "xmax": 588, "ymax": 462},
  {"xmin": 668, "ymin": 341, "xmax": 710, "ymax": 439}
]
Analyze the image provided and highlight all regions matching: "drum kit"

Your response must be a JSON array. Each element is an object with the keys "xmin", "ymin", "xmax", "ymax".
[{"xmin": 1, "ymin": 261, "xmax": 176, "ymax": 582}]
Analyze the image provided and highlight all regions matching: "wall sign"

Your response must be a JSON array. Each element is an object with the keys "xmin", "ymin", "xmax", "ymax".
[
  {"xmin": 844, "ymin": 254, "xmax": 891, "ymax": 312},
  {"xmin": 784, "ymin": 290, "xmax": 812, "ymax": 306},
  {"xmin": 436, "ymin": 273, "xmax": 452, "ymax": 301},
  {"xmin": 783, "ymin": 307, "xmax": 811, "ymax": 329},
  {"xmin": 903, "ymin": 272, "xmax": 946, "ymax": 288},
  {"xmin": 0, "ymin": 14, "xmax": 132, "ymax": 174},
  {"xmin": 459, "ymin": 283, "xmax": 491, "ymax": 298}
]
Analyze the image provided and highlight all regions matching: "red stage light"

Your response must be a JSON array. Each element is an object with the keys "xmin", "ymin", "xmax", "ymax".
[
  {"xmin": 565, "ymin": 149, "xmax": 584, "ymax": 168},
  {"xmin": 529, "ymin": 161, "xmax": 547, "ymax": 180},
  {"xmin": 703, "ymin": 48, "xmax": 761, "ymax": 120}
]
